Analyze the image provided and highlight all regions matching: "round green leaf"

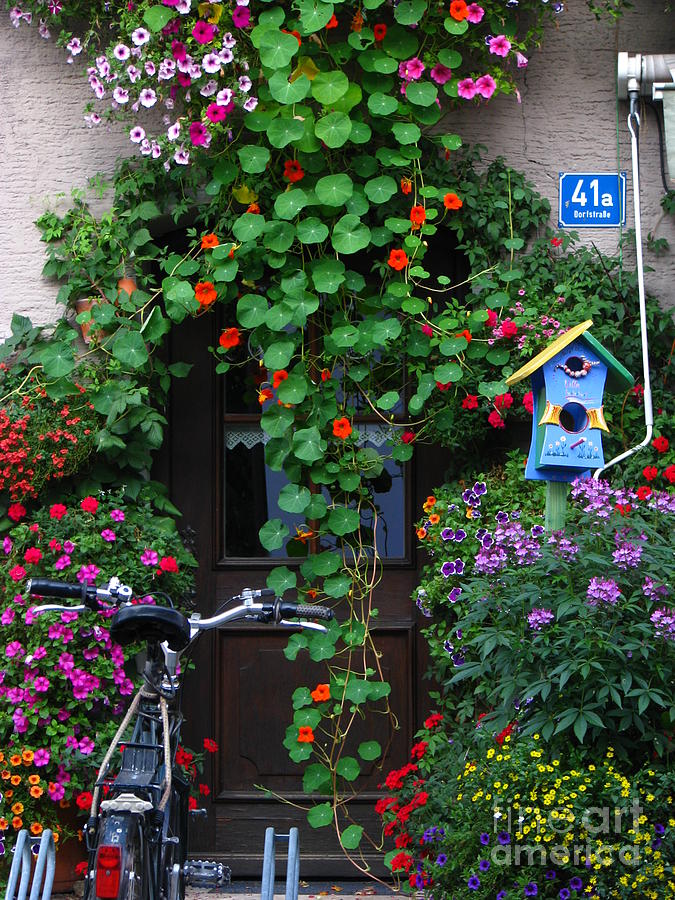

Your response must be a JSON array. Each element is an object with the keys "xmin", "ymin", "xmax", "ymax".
[
  {"xmin": 277, "ymin": 373, "xmax": 309, "ymax": 404},
  {"xmin": 336, "ymin": 757, "xmax": 360, "ymax": 782},
  {"xmin": 406, "ymin": 81, "xmax": 438, "ymax": 106},
  {"xmin": 382, "ymin": 23, "xmax": 419, "ymax": 59},
  {"xmin": 311, "ymin": 71, "xmax": 350, "ymax": 104},
  {"xmin": 331, "ymin": 214, "xmax": 371, "ymax": 254},
  {"xmin": 268, "ymin": 70, "xmax": 311, "ymax": 104},
  {"xmin": 261, "ymin": 405, "xmax": 295, "ymax": 438},
  {"xmin": 258, "ymin": 7, "xmax": 285, "ymax": 26},
  {"xmin": 307, "ymin": 803, "xmax": 333, "ymax": 828},
  {"xmin": 377, "ymin": 391, "xmax": 399, "ymax": 410},
  {"xmin": 274, "ymin": 188, "xmax": 309, "ymax": 220},
  {"xmin": 232, "ymin": 213, "xmax": 265, "ymax": 242},
  {"xmin": 258, "ymin": 518, "xmax": 290, "ymax": 551},
  {"xmin": 303, "ymin": 764, "xmax": 332, "ymax": 795},
  {"xmin": 297, "ymin": 217, "xmax": 330, "ymax": 244},
  {"xmin": 357, "ymin": 740, "xmax": 382, "ymax": 761},
  {"xmin": 294, "ymin": 707, "xmax": 322, "ymax": 728},
  {"xmin": 264, "ymin": 221, "xmax": 296, "ymax": 253},
  {"xmin": 213, "ymin": 259, "xmax": 239, "ymax": 283},
  {"xmin": 444, "ymin": 16, "xmax": 469, "ymax": 34},
  {"xmin": 143, "ymin": 5, "xmax": 174, "ymax": 31},
  {"xmin": 40, "ymin": 342, "xmax": 75, "ymax": 378},
  {"xmin": 237, "ymin": 145, "xmax": 270, "ymax": 174},
  {"xmin": 441, "ymin": 133, "xmax": 462, "ymax": 150},
  {"xmin": 367, "ymin": 92, "xmax": 399, "ymax": 116},
  {"xmin": 344, "ymin": 679, "xmax": 371, "ymax": 704},
  {"xmin": 327, "ymin": 507, "xmax": 360, "ymax": 535},
  {"xmin": 267, "ymin": 117, "xmax": 306, "ymax": 148},
  {"xmin": 341, "ymin": 824, "xmax": 363, "ymax": 850},
  {"xmin": 487, "ymin": 349, "xmax": 511, "ymax": 365},
  {"xmin": 295, "ymin": 0, "xmax": 335, "ymax": 33},
  {"xmin": 259, "ymin": 30, "xmax": 301, "ymax": 68},
  {"xmin": 364, "ymin": 175, "xmax": 398, "ymax": 204},
  {"xmin": 434, "ymin": 362, "xmax": 463, "ymax": 383},
  {"xmin": 237, "ymin": 293, "xmax": 268, "ymax": 328},
  {"xmin": 292, "ymin": 426, "xmax": 327, "ymax": 462},
  {"xmin": 315, "ymin": 112, "xmax": 352, "ymax": 148},
  {"xmin": 312, "ymin": 551, "xmax": 341, "ymax": 576},
  {"xmin": 332, "ymin": 82, "xmax": 363, "ymax": 112},
  {"xmin": 267, "ymin": 566, "xmax": 297, "ymax": 595},
  {"xmin": 372, "ymin": 55, "xmax": 399, "ymax": 74},
  {"xmin": 323, "ymin": 574, "xmax": 351, "ymax": 598},
  {"xmin": 392, "ymin": 122, "xmax": 421, "ymax": 144},
  {"xmin": 311, "ymin": 258, "xmax": 346, "ymax": 293},
  {"xmin": 438, "ymin": 48, "xmax": 462, "ymax": 68},
  {"xmin": 277, "ymin": 483, "xmax": 311, "ymax": 513},
  {"xmin": 112, "ymin": 331, "xmax": 149, "ymax": 368},
  {"xmin": 348, "ymin": 121, "xmax": 372, "ymax": 144},
  {"xmin": 314, "ymin": 174, "xmax": 354, "ymax": 206},
  {"xmin": 305, "ymin": 493, "xmax": 328, "ymax": 520},
  {"xmin": 264, "ymin": 340, "xmax": 295, "ymax": 369},
  {"xmin": 394, "ymin": 0, "xmax": 425, "ymax": 24}
]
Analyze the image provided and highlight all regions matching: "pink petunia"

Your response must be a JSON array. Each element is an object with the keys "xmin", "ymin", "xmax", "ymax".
[
  {"xmin": 399, "ymin": 57, "xmax": 425, "ymax": 81},
  {"xmin": 192, "ymin": 21, "xmax": 216, "ymax": 43},
  {"xmin": 189, "ymin": 121, "xmax": 209, "ymax": 146},
  {"xmin": 488, "ymin": 35, "xmax": 511, "ymax": 57},
  {"xmin": 141, "ymin": 548, "xmax": 159, "ymax": 566},
  {"xmin": 457, "ymin": 77, "xmax": 478, "ymax": 99},
  {"xmin": 206, "ymin": 102, "xmax": 228, "ymax": 123},
  {"xmin": 466, "ymin": 3, "xmax": 484, "ymax": 22},
  {"xmin": 110, "ymin": 509, "xmax": 125, "ymax": 522},
  {"xmin": 516, "ymin": 52, "xmax": 528, "ymax": 68},
  {"xmin": 34, "ymin": 747, "xmax": 50, "ymax": 766},
  {"xmin": 430, "ymin": 64, "xmax": 453, "ymax": 85},
  {"xmin": 232, "ymin": 5, "xmax": 251, "ymax": 27},
  {"xmin": 475, "ymin": 74, "xmax": 496, "ymax": 99}
]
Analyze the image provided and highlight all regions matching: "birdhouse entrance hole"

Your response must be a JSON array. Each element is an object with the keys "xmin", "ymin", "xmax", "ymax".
[{"xmin": 559, "ymin": 401, "xmax": 588, "ymax": 434}]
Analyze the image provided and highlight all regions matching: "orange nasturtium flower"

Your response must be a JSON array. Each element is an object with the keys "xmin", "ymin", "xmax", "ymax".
[
  {"xmin": 311, "ymin": 683, "xmax": 331, "ymax": 703},
  {"xmin": 201, "ymin": 233, "xmax": 219, "ymax": 249},
  {"xmin": 0, "ymin": 818, "xmax": 8, "ymax": 831},
  {"xmin": 195, "ymin": 281, "xmax": 217, "ymax": 307},
  {"xmin": 297, "ymin": 726, "xmax": 315, "ymax": 743},
  {"xmin": 350, "ymin": 9, "xmax": 363, "ymax": 31},
  {"xmin": 400, "ymin": 177, "xmax": 412, "ymax": 195},
  {"xmin": 219, "ymin": 327, "xmax": 240, "ymax": 349},
  {"xmin": 246, "ymin": 202, "xmax": 261, "ymax": 214},
  {"xmin": 333, "ymin": 417, "xmax": 353, "ymax": 440},
  {"xmin": 456, "ymin": 329, "xmax": 472, "ymax": 343},
  {"xmin": 429, "ymin": 514, "xmax": 440, "ymax": 525},
  {"xmin": 450, "ymin": 0, "xmax": 468, "ymax": 20},
  {"xmin": 416, "ymin": 527, "xmax": 427, "ymax": 540},
  {"xmin": 295, "ymin": 526, "xmax": 314, "ymax": 544},
  {"xmin": 423, "ymin": 495, "xmax": 436, "ymax": 511},
  {"xmin": 283, "ymin": 159, "xmax": 305, "ymax": 183},
  {"xmin": 443, "ymin": 192, "xmax": 463, "ymax": 210},
  {"xmin": 281, "ymin": 28, "xmax": 302, "ymax": 45},
  {"xmin": 325, "ymin": 13, "xmax": 338, "ymax": 28},
  {"xmin": 258, "ymin": 388, "xmax": 274, "ymax": 405},
  {"xmin": 387, "ymin": 248, "xmax": 408, "ymax": 271},
  {"xmin": 272, "ymin": 369, "xmax": 289, "ymax": 389},
  {"xmin": 410, "ymin": 205, "xmax": 426, "ymax": 228},
  {"xmin": 320, "ymin": 368, "xmax": 332, "ymax": 382}
]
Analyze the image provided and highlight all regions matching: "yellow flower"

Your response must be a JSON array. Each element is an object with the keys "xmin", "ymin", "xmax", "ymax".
[{"xmin": 486, "ymin": 749, "xmax": 495, "ymax": 759}]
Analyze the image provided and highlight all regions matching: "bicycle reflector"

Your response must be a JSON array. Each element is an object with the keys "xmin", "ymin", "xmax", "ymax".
[{"xmin": 96, "ymin": 845, "xmax": 122, "ymax": 898}]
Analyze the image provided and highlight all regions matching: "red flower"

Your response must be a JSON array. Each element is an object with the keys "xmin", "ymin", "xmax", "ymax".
[
  {"xmin": 8, "ymin": 503, "xmax": 26, "ymax": 522},
  {"xmin": 188, "ymin": 796, "xmax": 197, "ymax": 810},
  {"xmin": 495, "ymin": 723, "xmax": 514, "ymax": 746},
  {"xmin": 281, "ymin": 28, "xmax": 302, "ymax": 45},
  {"xmin": 643, "ymin": 466, "xmax": 658, "ymax": 481},
  {"xmin": 283, "ymin": 159, "xmax": 305, "ymax": 183},
  {"xmin": 49, "ymin": 503, "xmax": 67, "ymax": 520},
  {"xmin": 636, "ymin": 486, "xmax": 652, "ymax": 501},
  {"xmin": 9, "ymin": 565, "xmax": 25, "ymax": 583},
  {"xmin": 159, "ymin": 556, "xmax": 179, "ymax": 573},
  {"xmin": 615, "ymin": 503, "xmax": 632, "ymax": 516},
  {"xmin": 410, "ymin": 741, "xmax": 428, "ymax": 760},
  {"xmin": 333, "ymin": 417, "xmax": 352, "ymax": 440},
  {"xmin": 80, "ymin": 496, "xmax": 99, "ymax": 514},
  {"xmin": 523, "ymin": 391, "xmax": 534, "ymax": 414},
  {"xmin": 663, "ymin": 464, "xmax": 675, "ymax": 484},
  {"xmin": 374, "ymin": 797, "xmax": 397, "ymax": 815},
  {"xmin": 494, "ymin": 393, "xmax": 513, "ymax": 411},
  {"xmin": 443, "ymin": 192, "xmax": 462, "ymax": 210},
  {"xmin": 550, "ymin": 236, "xmax": 563, "ymax": 248},
  {"xmin": 401, "ymin": 430, "xmax": 415, "ymax": 444},
  {"xmin": 258, "ymin": 388, "xmax": 274, "ymax": 405},
  {"xmin": 320, "ymin": 368, "xmax": 332, "ymax": 381},
  {"xmin": 462, "ymin": 395, "xmax": 478, "ymax": 410},
  {"xmin": 424, "ymin": 713, "xmax": 443, "ymax": 729},
  {"xmin": 409, "ymin": 205, "xmax": 426, "ymax": 228},
  {"xmin": 195, "ymin": 281, "xmax": 217, "ymax": 307},
  {"xmin": 325, "ymin": 13, "xmax": 338, "ymax": 28},
  {"xmin": 400, "ymin": 177, "xmax": 412, "ymax": 195},
  {"xmin": 395, "ymin": 833, "xmax": 412, "ymax": 848},
  {"xmin": 501, "ymin": 319, "xmax": 518, "ymax": 338},
  {"xmin": 411, "ymin": 791, "xmax": 428, "ymax": 807},
  {"xmin": 449, "ymin": 0, "xmax": 468, "ymax": 19},
  {"xmin": 24, "ymin": 548, "xmax": 42, "ymax": 565},
  {"xmin": 387, "ymin": 248, "xmax": 408, "ymax": 271},
  {"xmin": 75, "ymin": 862, "xmax": 88, "ymax": 877},
  {"xmin": 204, "ymin": 738, "xmax": 219, "ymax": 753},
  {"xmin": 488, "ymin": 410, "xmax": 505, "ymax": 429},
  {"xmin": 486, "ymin": 309, "xmax": 498, "ymax": 327},
  {"xmin": 652, "ymin": 436, "xmax": 669, "ymax": 453},
  {"xmin": 272, "ymin": 370, "xmax": 289, "ymax": 389},
  {"xmin": 455, "ymin": 329, "xmax": 472, "ymax": 344},
  {"xmin": 76, "ymin": 791, "xmax": 93, "ymax": 810},
  {"xmin": 219, "ymin": 327, "xmax": 240, "ymax": 349},
  {"xmin": 297, "ymin": 726, "xmax": 314, "ymax": 743},
  {"xmin": 373, "ymin": 23, "xmax": 387, "ymax": 41},
  {"xmin": 246, "ymin": 203, "xmax": 261, "ymax": 214},
  {"xmin": 198, "ymin": 783, "xmax": 210, "ymax": 796},
  {"xmin": 310, "ymin": 683, "xmax": 330, "ymax": 702},
  {"xmin": 436, "ymin": 381, "xmax": 451, "ymax": 392},
  {"xmin": 176, "ymin": 746, "xmax": 194, "ymax": 768},
  {"xmin": 201, "ymin": 233, "xmax": 219, "ymax": 249},
  {"xmin": 390, "ymin": 852, "xmax": 413, "ymax": 873}
]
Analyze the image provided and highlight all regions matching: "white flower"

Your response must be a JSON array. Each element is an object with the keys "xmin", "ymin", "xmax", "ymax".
[
  {"xmin": 167, "ymin": 122, "xmax": 181, "ymax": 141},
  {"xmin": 202, "ymin": 53, "xmax": 221, "ymax": 74},
  {"xmin": 113, "ymin": 43, "xmax": 131, "ymax": 61},
  {"xmin": 200, "ymin": 79, "xmax": 218, "ymax": 97},
  {"xmin": 132, "ymin": 27, "xmax": 151, "ymax": 46},
  {"xmin": 219, "ymin": 49, "xmax": 234, "ymax": 65},
  {"xmin": 67, "ymin": 37, "xmax": 82, "ymax": 55},
  {"xmin": 216, "ymin": 88, "xmax": 233, "ymax": 106},
  {"xmin": 243, "ymin": 96, "xmax": 258, "ymax": 112},
  {"xmin": 238, "ymin": 75, "xmax": 252, "ymax": 92},
  {"xmin": 139, "ymin": 88, "xmax": 157, "ymax": 108},
  {"xmin": 222, "ymin": 32, "xmax": 237, "ymax": 49},
  {"xmin": 127, "ymin": 65, "xmax": 141, "ymax": 83},
  {"xmin": 129, "ymin": 126, "xmax": 146, "ymax": 144},
  {"xmin": 113, "ymin": 86, "xmax": 130, "ymax": 104},
  {"xmin": 174, "ymin": 146, "xmax": 190, "ymax": 165}
]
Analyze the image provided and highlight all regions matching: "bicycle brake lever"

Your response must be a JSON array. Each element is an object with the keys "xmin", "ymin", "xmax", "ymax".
[
  {"xmin": 31, "ymin": 603, "xmax": 87, "ymax": 615},
  {"xmin": 277, "ymin": 619, "xmax": 327, "ymax": 633}
]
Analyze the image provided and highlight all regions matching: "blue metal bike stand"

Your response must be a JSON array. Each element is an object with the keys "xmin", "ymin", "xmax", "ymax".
[
  {"xmin": 5, "ymin": 829, "xmax": 55, "ymax": 900},
  {"xmin": 260, "ymin": 827, "xmax": 300, "ymax": 900}
]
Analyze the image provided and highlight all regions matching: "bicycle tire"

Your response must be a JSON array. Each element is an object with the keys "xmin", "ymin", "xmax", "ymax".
[{"xmin": 93, "ymin": 812, "xmax": 145, "ymax": 900}]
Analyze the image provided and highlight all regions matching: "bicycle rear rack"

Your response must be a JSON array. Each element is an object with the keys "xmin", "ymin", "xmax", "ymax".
[
  {"xmin": 4, "ymin": 829, "xmax": 55, "ymax": 900},
  {"xmin": 260, "ymin": 827, "xmax": 300, "ymax": 900}
]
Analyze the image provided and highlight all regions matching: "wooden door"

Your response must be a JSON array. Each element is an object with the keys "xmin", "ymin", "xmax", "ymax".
[{"xmin": 160, "ymin": 310, "xmax": 447, "ymax": 877}]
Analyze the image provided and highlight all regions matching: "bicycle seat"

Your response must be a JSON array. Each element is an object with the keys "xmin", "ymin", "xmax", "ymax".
[{"xmin": 110, "ymin": 605, "xmax": 192, "ymax": 650}]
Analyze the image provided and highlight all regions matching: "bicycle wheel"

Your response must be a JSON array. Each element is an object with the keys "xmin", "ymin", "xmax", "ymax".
[{"xmin": 93, "ymin": 812, "xmax": 145, "ymax": 900}]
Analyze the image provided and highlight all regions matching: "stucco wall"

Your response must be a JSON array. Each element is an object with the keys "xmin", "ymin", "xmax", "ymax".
[{"xmin": 0, "ymin": 3, "xmax": 673, "ymax": 340}]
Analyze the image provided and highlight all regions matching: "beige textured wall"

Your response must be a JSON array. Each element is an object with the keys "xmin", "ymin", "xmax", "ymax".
[{"xmin": 0, "ymin": 2, "xmax": 673, "ymax": 340}]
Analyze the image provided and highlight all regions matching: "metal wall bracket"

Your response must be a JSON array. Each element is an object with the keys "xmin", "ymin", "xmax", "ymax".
[
  {"xmin": 261, "ymin": 827, "xmax": 300, "ymax": 900},
  {"xmin": 4, "ymin": 829, "xmax": 56, "ymax": 900}
]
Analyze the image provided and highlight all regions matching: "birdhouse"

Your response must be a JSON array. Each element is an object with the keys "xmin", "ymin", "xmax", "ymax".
[{"xmin": 506, "ymin": 320, "xmax": 634, "ymax": 482}]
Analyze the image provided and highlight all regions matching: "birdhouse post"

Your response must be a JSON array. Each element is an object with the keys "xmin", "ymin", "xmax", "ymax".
[{"xmin": 506, "ymin": 320, "xmax": 634, "ymax": 531}]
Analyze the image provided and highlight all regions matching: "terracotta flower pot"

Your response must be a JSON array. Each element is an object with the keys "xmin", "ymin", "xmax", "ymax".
[{"xmin": 74, "ymin": 298, "xmax": 97, "ymax": 345}]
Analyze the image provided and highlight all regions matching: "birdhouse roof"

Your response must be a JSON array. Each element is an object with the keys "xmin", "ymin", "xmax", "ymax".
[{"xmin": 505, "ymin": 320, "xmax": 634, "ymax": 393}]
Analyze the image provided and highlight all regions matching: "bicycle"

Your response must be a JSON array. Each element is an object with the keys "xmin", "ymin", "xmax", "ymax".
[{"xmin": 26, "ymin": 576, "xmax": 333, "ymax": 900}]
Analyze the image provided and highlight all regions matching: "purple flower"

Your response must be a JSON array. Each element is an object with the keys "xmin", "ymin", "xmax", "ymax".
[
  {"xmin": 55, "ymin": 554, "xmax": 71, "ymax": 570},
  {"xmin": 545, "ymin": 871, "xmax": 557, "ymax": 880},
  {"xmin": 569, "ymin": 877, "xmax": 583, "ymax": 891},
  {"xmin": 454, "ymin": 529, "xmax": 467, "ymax": 542},
  {"xmin": 448, "ymin": 587, "xmax": 462, "ymax": 603},
  {"xmin": 651, "ymin": 607, "xmax": 675, "ymax": 641},
  {"xmin": 441, "ymin": 528, "xmax": 455, "ymax": 541},
  {"xmin": 232, "ymin": 6, "xmax": 251, "ymax": 27},
  {"xmin": 516, "ymin": 51, "xmax": 529, "ymax": 67},
  {"xmin": 33, "ymin": 676, "xmax": 50, "ymax": 692},
  {"xmin": 468, "ymin": 875, "xmax": 481, "ymax": 890},
  {"xmin": 189, "ymin": 121, "xmax": 209, "ymax": 147},
  {"xmin": 475, "ymin": 74, "xmax": 496, "ymax": 99},
  {"xmin": 399, "ymin": 57, "xmax": 425, "ymax": 80},
  {"xmin": 6, "ymin": 641, "xmax": 24, "ymax": 658},
  {"xmin": 466, "ymin": 3, "xmax": 484, "ymax": 22},
  {"xmin": 654, "ymin": 824, "xmax": 666, "ymax": 835},
  {"xmin": 64, "ymin": 540, "xmax": 75, "ymax": 553},
  {"xmin": 586, "ymin": 577, "xmax": 621, "ymax": 606},
  {"xmin": 497, "ymin": 893, "xmax": 507, "ymax": 900},
  {"xmin": 141, "ymin": 548, "xmax": 159, "ymax": 566},
  {"xmin": 528, "ymin": 608, "xmax": 554, "ymax": 631},
  {"xmin": 496, "ymin": 511, "xmax": 509, "ymax": 524},
  {"xmin": 612, "ymin": 539, "xmax": 642, "ymax": 569},
  {"xmin": 498, "ymin": 831, "xmax": 511, "ymax": 845},
  {"xmin": 34, "ymin": 748, "xmax": 50, "ymax": 766},
  {"xmin": 77, "ymin": 563, "xmax": 100, "ymax": 585},
  {"xmin": 192, "ymin": 20, "xmax": 217, "ymax": 43},
  {"xmin": 525, "ymin": 884, "xmax": 538, "ymax": 896},
  {"xmin": 489, "ymin": 35, "xmax": 511, "ymax": 57},
  {"xmin": 479, "ymin": 859, "xmax": 490, "ymax": 872},
  {"xmin": 79, "ymin": 736, "xmax": 95, "ymax": 755},
  {"xmin": 436, "ymin": 853, "xmax": 447, "ymax": 865},
  {"xmin": 473, "ymin": 482, "xmax": 487, "ymax": 496},
  {"xmin": 480, "ymin": 833, "xmax": 490, "ymax": 845},
  {"xmin": 3, "ymin": 537, "xmax": 12, "ymax": 554},
  {"xmin": 101, "ymin": 529, "xmax": 116, "ymax": 542}
]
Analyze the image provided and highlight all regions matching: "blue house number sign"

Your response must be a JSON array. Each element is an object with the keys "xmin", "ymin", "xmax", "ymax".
[{"xmin": 558, "ymin": 172, "xmax": 626, "ymax": 229}]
